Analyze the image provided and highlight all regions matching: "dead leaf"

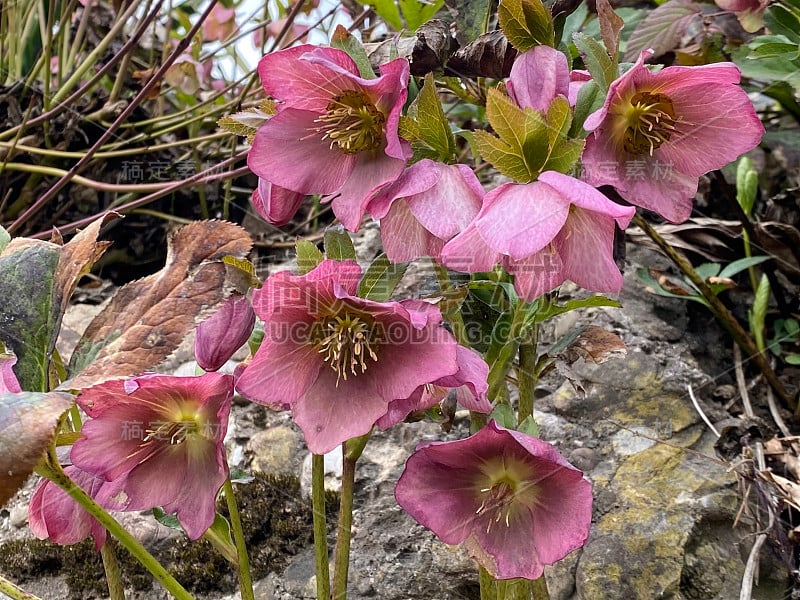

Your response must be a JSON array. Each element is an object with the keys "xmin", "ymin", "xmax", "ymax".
[
  {"xmin": 445, "ymin": 30, "xmax": 518, "ymax": 79},
  {"xmin": 65, "ymin": 220, "xmax": 252, "ymax": 390},
  {"xmin": 561, "ymin": 325, "xmax": 627, "ymax": 365},
  {"xmin": 365, "ymin": 20, "xmax": 457, "ymax": 76},
  {"xmin": 596, "ymin": 0, "xmax": 624, "ymax": 62},
  {"xmin": 0, "ymin": 391, "xmax": 74, "ymax": 507}
]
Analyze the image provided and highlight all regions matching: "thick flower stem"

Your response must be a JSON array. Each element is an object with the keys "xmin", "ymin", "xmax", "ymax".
[
  {"xmin": 35, "ymin": 454, "xmax": 193, "ymax": 600},
  {"xmin": 479, "ymin": 566, "xmax": 496, "ymax": 600},
  {"xmin": 100, "ymin": 539, "xmax": 125, "ymax": 600},
  {"xmin": 517, "ymin": 337, "xmax": 538, "ymax": 423},
  {"xmin": 332, "ymin": 434, "xmax": 370, "ymax": 599},
  {"xmin": 0, "ymin": 575, "xmax": 41, "ymax": 600},
  {"xmin": 312, "ymin": 453, "xmax": 331, "ymax": 600},
  {"xmin": 223, "ymin": 478, "xmax": 255, "ymax": 600},
  {"xmin": 633, "ymin": 213, "xmax": 796, "ymax": 411}
]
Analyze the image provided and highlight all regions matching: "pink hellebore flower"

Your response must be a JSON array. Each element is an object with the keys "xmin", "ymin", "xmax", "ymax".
[
  {"xmin": 70, "ymin": 373, "xmax": 234, "ymax": 540},
  {"xmin": 506, "ymin": 45, "xmax": 570, "ymax": 112},
  {"xmin": 252, "ymin": 178, "xmax": 307, "ymax": 226},
  {"xmin": 715, "ymin": 0, "xmax": 769, "ymax": 32},
  {"xmin": 0, "ymin": 351, "xmax": 21, "ymax": 393},
  {"xmin": 369, "ymin": 160, "xmax": 484, "ymax": 262},
  {"xmin": 235, "ymin": 259, "xmax": 461, "ymax": 454},
  {"xmin": 395, "ymin": 420, "xmax": 592, "ymax": 580},
  {"xmin": 581, "ymin": 50, "xmax": 764, "ymax": 223},
  {"xmin": 248, "ymin": 45, "xmax": 410, "ymax": 231},
  {"xmin": 203, "ymin": 5, "xmax": 238, "ymax": 42},
  {"xmin": 29, "ymin": 465, "xmax": 126, "ymax": 550},
  {"xmin": 441, "ymin": 171, "xmax": 635, "ymax": 301},
  {"xmin": 377, "ymin": 343, "xmax": 491, "ymax": 429},
  {"xmin": 195, "ymin": 294, "xmax": 256, "ymax": 371}
]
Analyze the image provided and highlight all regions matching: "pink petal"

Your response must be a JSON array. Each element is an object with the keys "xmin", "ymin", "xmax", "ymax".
[
  {"xmin": 507, "ymin": 46, "xmax": 570, "ymax": 112},
  {"xmin": 235, "ymin": 339, "xmax": 322, "ymax": 406},
  {"xmin": 368, "ymin": 159, "xmax": 443, "ymax": 219},
  {"xmin": 506, "ymin": 250, "xmax": 565, "ymax": 301},
  {"xmin": 195, "ymin": 295, "xmax": 256, "ymax": 371},
  {"xmin": 248, "ymin": 109, "xmax": 355, "ymax": 195},
  {"xmin": 0, "ymin": 353, "xmax": 21, "ymax": 393},
  {"xmin": 406, "ymin": 163, "xmax": 483, "ymax": 239},
  {"xmin": 440, "ymin": 222, "xmax": 502, "ymax": 273},
  {"xmin": 380, "ymin": 199, "xmax": 444, "ymax": 262},
  {"xmin": 538, "ymin": 171, "xmax": 635, "ymax": 227},
  {"xmin": 252, "ymin": 179, "xmax": 307, "ymax": 226},
  {"xmin": 475, "ymin": 182, "xmax": 568, "ymax": 260}
]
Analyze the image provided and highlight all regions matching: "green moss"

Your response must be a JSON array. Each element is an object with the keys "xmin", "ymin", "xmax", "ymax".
[{"xmin": 0, "ymin": 472, "xmax": 339, "ymax": 596}]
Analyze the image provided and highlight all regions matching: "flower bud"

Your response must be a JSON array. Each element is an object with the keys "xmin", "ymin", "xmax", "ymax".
[{"xmin": 195, "ymin": 295, "xmax": 256, "ymax": 371}]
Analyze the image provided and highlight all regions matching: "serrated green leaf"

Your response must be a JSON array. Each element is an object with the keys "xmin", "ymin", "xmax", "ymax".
[
  {"xmin": 413, "ymin": 73, "xmax": 457, "ymax": 162},
  {"xmin": 572, "ymin": 33, "xmax": 615, "ymax": 92},
  {"xmin": 546, "ymin": 96, "xmax": 572, "ymax": 145},
  {"xmin": 542, "ymin": 138, "xmax": 584, "ymax": 173},
  {"xmin": 357, "ymin": 254, "xmax": 408, "ymax": 301},
  {"xmin": 474, "ymin": 130, "xmax": 535, "ymax": 182},
  {"xmin": 0, "ymin": 226, "xmax": 9, "ymax": 252},
  {"xmin": 324, "ymin": 229, "xmax": 357, "ymax": 262},
  {"xmin": 399, "ymin": 0, "xmax": 445, "ymax": 31},
  {"xmin": 296, "ymin": 240, "xmax": 324, "ymax": 275},
  {"xmin": 331, "ymin": 24, "xmax": 376, "ymax": 79},
  {"xmin": 489, "ymin": 403, "xmax": 517, "ymax": 429},
  {"xmin": 498, "ymin": 0, "xmax": 555, "ymax": 51},
  {"xmin": 217, "ymin": 107, "xmax": 272, "ymax": 141}
]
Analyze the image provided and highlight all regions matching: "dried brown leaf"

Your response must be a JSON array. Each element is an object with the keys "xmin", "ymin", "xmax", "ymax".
[
  {"xmin": 445, "ymin": 30, "xmax": 518, "ymax": 79},
  {"xmin": 65, "ymin": 220, "xmax": 252, "ymax": 390}
]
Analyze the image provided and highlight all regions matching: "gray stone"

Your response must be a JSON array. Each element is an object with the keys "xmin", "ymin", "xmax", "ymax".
[{"xmin": 248, "ymin": 425, "xmax": 305, "ymax": 477}]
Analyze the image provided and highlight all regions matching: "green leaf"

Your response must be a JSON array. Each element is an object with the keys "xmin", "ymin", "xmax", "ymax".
[
  {"xmin": 717, "ymin": 255, "xmax": 771, "ymax": 279},
  {"xmin": 406, "ymin": 73, "xmax": 457, "ymax": 162},
  {"xmin": 751, "ymin": 41, "xmax": 800, "ymax": 59},
  {"xmin": 498, "ymin": 0, "xmax": 555, "ymax": 51},
  {"xmin": 569, "ymin": 79, "xmax": 603, "ymax": 137},
  {"xmin": 636, "ymin": 267, "xmax": 709, "ymax": 306},
  {"xmin": 443, "ymin": 0, "xmax": 492, "ymax": 43},
  {"xmin": 399, "ymin": 0, "xmax": 445, "ymax": 31},
  {"xmin": 357, "ymin": 254, "xmax": 408, "ymax": 301},
  {"xmin": 0, "ymin": 241, "xmax": 61, "ymax": 392},
  {"xmin": 331, "ymin": 25, "xmax": 376, "ymax": 79},
  {"xmin": 489, "ymin": 403, "xmax": 517, "ymax": 429},
  {"xmin": 153, "ymin": 507, "xmax": 182, "ymax": 530},
  {"xmin": 204, "ymin": 512, "xmax": 238, "ymax": 565},
  {"xmin": 786, "ymin": 353, "xmax": 800, "ymax": 365},
  {"xmin": 324, "ymin": 228, "xmax": 357, "ymax": 262},
  {"xmin": 622, "ymin": 0, "xmax": 703, "ymax": 62},
  {"xmin": 764, "ymin": 5, "xmax": 800, "ymax": 43},
  {"xmin": 0, "ymin": 226, "xmax": 9, "ymax": 252},
  {"xmin": 543, "ymin": 138, "xmax": 585, "ymax": 173},
  {"xmin": 517, "ymin": 415, "xmax": 540, "ymax": 437},
  {"xmin": 296, "ymin": 240, "xmax": 324, "ymax": 275},
  {"xmin": 572, "ymin": 33, "xmax": 615, "ymax": 92},
  {"xmin": 749, "ymin": 273, "xmax": 770, "ymax": 352},
  {"xmin": 535, "ymin": 295, "xmax": 622, "ymax": 323},
  {"xmin": 474, "ymin": 130, "xmax": 534, "ymax": 182},
  {"xmin": 355, "ymin": 0, "xmax": 404, "ymax": 30},
  {"xmin": 736, "ymin": 157, "xmax": 758, "ymax": 216},
  {"xmin": 695, "ymin": 262, "xmax": 721, "ymax": 280}
]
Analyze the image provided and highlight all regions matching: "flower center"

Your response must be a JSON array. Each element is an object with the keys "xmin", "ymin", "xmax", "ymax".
[
  {"xmin": 623, "ymin": 91, "xmax": 678, "ymax": 156},
  {"xmin": 316, "ymin": 314, "xmax": 379, "ymax": 384},
  {"xmin": 475, "ymin": 477, "xmax": 517, "ymax": 533},
  {"xmin": 143, "ymin": 419, "xmax": 199, "ymax": 445},
  {"xmin": 314, "ymin": 90, "xmax": 386, "ymax": 154}
]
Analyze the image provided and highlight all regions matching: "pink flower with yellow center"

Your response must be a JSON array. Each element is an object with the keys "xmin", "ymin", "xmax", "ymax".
[
  {"xmin": 247, "ymin": 45, "xmax": 410, "ymax": 231},
  {"xmin": 395, "ymin": 420, "xmax": 592, "ymax": 580},
  {"xmin": 581, "ymin": 51, "xmax": 764, "ymax": 223},
  {"xmin": 70, "ymin": 372, "xmax": 233, "ymax": 540},
  {"xmin": 234, "ymin": 260, "xmax": 462, "ymax": 454}
]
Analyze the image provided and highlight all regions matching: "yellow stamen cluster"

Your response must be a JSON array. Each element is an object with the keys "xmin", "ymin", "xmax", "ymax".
[
  {"xmin": 317, "ymin": 314, "xmax": 379, "ymax": 385},
  {"xmin": 314, "ymin": 90, "xmax": 386, "ymax": 154},
  {"xmin": 143, "ymin": 419, "xmax": 198, "ymax": 445},
  {"xmin": 475, "ymin": 478, "xmax": 517, "ymax": 534},
  {"xmin": 623, "ymin": 91, "xmax": 678, "ymax": 156}
]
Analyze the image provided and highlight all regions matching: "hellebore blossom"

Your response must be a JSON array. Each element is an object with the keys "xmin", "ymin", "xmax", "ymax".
[
  {"xmin": 377, "ymin": 343, "xmax": 492, "ymax": 429},
  {"xmin": 715, "ymin": 0, "xmax": 769, "ymax": 32},
  {"xmin": 395, "ymin": 420, "xmax": 592, "ymax": 580},
  {"xmin": 251, "ymin": 178, "xmax": 307, "ymax": 227},
  {"xmin": 195, "ymin": 294, "xmax": 256, "ymax": 371},
  {"xmin": 581, "ymin": 51, "xmax": 764, "ymax": 223},
  {"xmin": 29, "ymin": 465, "xmax": 125, "ymax": 550},
  {"xmin": 369, "ymin": 160, "xmax": 484, "ymax": 263},
  {"xmin": 441, "ymin": 171, "xmax": 635, "ymax": 301},
  {"xmin": 506, "ymin": 45, "xmax": 570, "ymax": 112},
  {"xmin": 248, "ymin": 45, "xmax": 410, "ymax": 231},
  {"xmin": 0, "ymin": 350, "xmax": 21, "ymax": 393},
  {"xmin": 70, "ymin": 372, "xmax": 233, "ymax": 539},
  {"xmin": 235, "ymin": 260, "xmax": 462, "ymax": 454},
  {"xmin": 202, "ymin": 5, "xmax": 238, "ymax": 42}
]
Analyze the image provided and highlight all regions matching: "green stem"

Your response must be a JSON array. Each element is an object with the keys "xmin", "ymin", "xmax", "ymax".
[
  {"xmin": 433, "ymin": 262, "xmax": 468, "ymax": 345},
  {"xmin": 516, "ymin": 335, "xmax": 538, "ymax": 423},
  {"xmin": 633, "ymin": 213, "xmax": 796, "ymax": 411},
  {"xmin": 531, "ymin": 575, "xmax": 550, "ymax": 600},
  {"xmin": 0, "ymin": 574, "xmax": 41, "ymax": 600},
  {"xmin": 35, "ymin": 455, "xmax": 193, "ymax": 600},
  {"xmin": 311, "ymin": 454, "xmax": 331, "ymax": 600},
  {"xmin": 332, "ymin": 434, "xmax": 370, "ymax": 599},
  {"xmin": 101, "ymin": 539, "xmax": 125, "ymax": 600},
  {"xmin": 479, "ymin": 566, "xmax": 496, "ymax": 600},
  {"xmin": 223, "ymin": 478, "xmax": 254, "ymax": 600}
]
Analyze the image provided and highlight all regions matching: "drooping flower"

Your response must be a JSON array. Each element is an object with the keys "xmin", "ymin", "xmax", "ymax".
[
  {"xmin": 202, "ymin": 5, "xmax": 238, "ymax": 42},
  {"xmin": 715, "ymin": 0, "xmax": 769, "ymax": 32},
  {"xmin": 581, "ymin": 50, "xmax": 764, "ymax": 223},
  {"xmin": 377, "ymin": 343, "xmax": 492, "ymax": 429},
  {"xmin": 70, "ymin": 373, "xmax": 233, "ymax": 540},
  {"xmin": 506, "ymin": 45, "xmax": 570, "ymax": 112},
  {"xmin": 395, "ymin": 420, "xmax": 592, "ymax": 580},
  {"xmin": 441, "ymin": 171, "xmax": 635, "ymax": 301},
  {"xmin": 195, "ymin": 294, "xmax": 256, "ymax": 371},
  {"xmin": 251, "ymin": 178, "xmax": 307, "ymax": 226},
  {"xmin": 368, "ymin": 160, "xmax": 484, "ymax": 262},
  {"xmin": 0, "ymin": 348, "xmax": 21, "ymax": 393},
  {"xmin": 235, "ymin": 259, "xmax": 461, "ymax": 454},
  {"xmin": 247, "ymin": 45, "xmax": 410, "ymax": 231},
  {"xmin": 29, "ymin": 464, "xmax": 126, "ymax": 550}
]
